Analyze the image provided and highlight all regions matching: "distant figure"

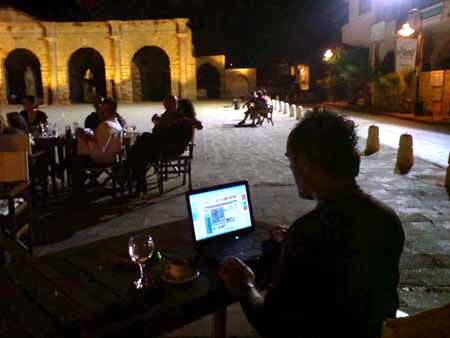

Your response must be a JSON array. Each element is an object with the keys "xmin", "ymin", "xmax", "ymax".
[
  {"xmin": 20, "ymin": 96, "xmax": 48, "ymax": 130},
  {"xmin": 238, "ymin": 91, "xmax": 258, "ymax": 125},
  {"xmin": 84, "ymin": 96, "xmax": 127, "ymax": 132},
  {"xmin": 24, "ymin": 66, "xmax": 37, "ymax": 97},
  {"xmin": 219, "ymin": 110, "xmax": 405, "ymax": 338}
]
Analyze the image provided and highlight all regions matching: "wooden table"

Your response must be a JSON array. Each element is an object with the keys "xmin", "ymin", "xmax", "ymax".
[{"xmin": 0, "ymin": 219, "xmax": 270, "ymax": 338}]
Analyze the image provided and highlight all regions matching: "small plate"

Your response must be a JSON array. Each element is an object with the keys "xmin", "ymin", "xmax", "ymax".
[
  {"xmin": 161, "ymin": 269, "xmax": 200, "ymax": 285},
  {"xmin": 161, "ymin": 259, "xmax": 200, "ymax": 285}
]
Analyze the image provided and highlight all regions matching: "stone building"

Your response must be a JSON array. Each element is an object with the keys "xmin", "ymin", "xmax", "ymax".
[
  {"xmin": 342, "ymin": 0, "xmax": 450, "ymax": 70},
  {"xmin": 341, "ymin": 0, "xmax": 450, "ymax": 118},
  {"xmin": 0, "ymin": 7, "xmax": 197, "ymax": 104},
  {"xmin": 196, "ymin": 55, "xmax": 257, "ymax": 99}
]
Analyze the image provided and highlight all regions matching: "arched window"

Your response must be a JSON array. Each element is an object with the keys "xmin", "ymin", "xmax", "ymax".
[
  {"xmin": 4, "ymin": 49, "xmax": 43, "ymax": 104},
  {"xmin": 131, "ymin": 46, "xmax": 171, "ymax": 101},
  {"xmin": 68, "ymin": 48, "xmax": 106, "ymax": 103},
  {"xmin": 197, "ymin": 63, "xmax": 221, "ymax": 98}
]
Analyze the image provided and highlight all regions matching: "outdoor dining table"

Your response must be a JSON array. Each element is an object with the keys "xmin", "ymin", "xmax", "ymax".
[
  {"xmin": 32, "ymin": 135, "xmax": 76, "ymax": 194},
  {"xmin": 0, "ymin": 219, "xmax": 270, "ymax": 338}
]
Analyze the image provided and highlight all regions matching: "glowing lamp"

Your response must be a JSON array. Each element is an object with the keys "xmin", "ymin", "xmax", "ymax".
[{"xmin": 398, "ymin": 23, "xmax": 415, "ymax": 37}]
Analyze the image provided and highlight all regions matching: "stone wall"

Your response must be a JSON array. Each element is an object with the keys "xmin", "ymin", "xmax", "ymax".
[
  {"xmin": 419, "ymin": 70, "xmax": 450, "ymax": 118},
  {"xmin": 224, "ymin": 68, "xmax": 257, "ymax": 98},
  {"xmin": 0, "ymin": 8, "xmax": 197, "ymax": 104}
]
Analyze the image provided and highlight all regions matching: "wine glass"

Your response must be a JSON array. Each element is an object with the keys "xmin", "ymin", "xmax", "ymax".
[{"xmin": 128, "ymin": 234, "xmax": 155, "ymax": 289}]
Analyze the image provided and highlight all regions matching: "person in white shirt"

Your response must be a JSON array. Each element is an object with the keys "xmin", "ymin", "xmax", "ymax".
[
  {"xmin": 76, "ymin": 97, "xmax": 123, "ymax": 164},
  {"xmin": 71, "ymin": 97, "xmax": 123, "ymax": 201}
]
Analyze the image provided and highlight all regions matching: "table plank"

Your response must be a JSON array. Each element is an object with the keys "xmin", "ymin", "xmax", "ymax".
[
  {"xmin": 0, "ymin": 274, "xmax": 56, "ymax": 338},
  {"xmin": 6, "ymin": 263, "xmax": 84, "ymax": 326}
]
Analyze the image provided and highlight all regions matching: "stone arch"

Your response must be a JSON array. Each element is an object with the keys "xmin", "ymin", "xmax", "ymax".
[
  {"xmin": 68, "ymin": 48, "xmax": 107, "ymax": 103},
  {"xmin": 131, "ymin": 46, "xmax": 171, "ymax": 101},
  {"xmin": 197, "ymin": 63, "xmax": 221, "ymax": 98},
  {"xmin": 229, "ymin": 74, "xmax": 250, "ymax": 98},
  {"xmin": 4, "ymin": 48, "xmax": 44, "ymax": 104}
]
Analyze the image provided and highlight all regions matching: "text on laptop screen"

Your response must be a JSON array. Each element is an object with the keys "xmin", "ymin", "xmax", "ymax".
[{"xmin": 189, "ymin": 184, "xmax": 252, "ymax": 241}]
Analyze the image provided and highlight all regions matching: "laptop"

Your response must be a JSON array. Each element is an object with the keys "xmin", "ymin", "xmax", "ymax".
[{"xmin": 186, "ymin": 181, "xmax": 263, "ymax": 263}]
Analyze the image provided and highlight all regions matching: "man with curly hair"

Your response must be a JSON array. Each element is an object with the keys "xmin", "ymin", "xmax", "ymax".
[{"xmin": 219, "ymin": 110, "xmax": 405, "ymax": 338}]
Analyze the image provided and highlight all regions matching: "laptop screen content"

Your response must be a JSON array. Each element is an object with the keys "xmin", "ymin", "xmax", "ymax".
[{"xmin": 188, "ymin": 183, "xmax": 253, "ymax": 241}]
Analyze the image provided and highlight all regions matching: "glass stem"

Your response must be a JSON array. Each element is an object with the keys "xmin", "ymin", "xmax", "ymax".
[{"xmin": 139, "ymin": 263, "xmax": 145, "ymax": 280}]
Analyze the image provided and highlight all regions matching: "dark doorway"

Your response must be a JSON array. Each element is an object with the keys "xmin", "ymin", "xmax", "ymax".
[
  {"xmin": 69, "ymin": 48, "xmax": 106, "ymax": 103},
  {"xmin": 131, "ymin": 46, "xmax": 171, "ymax": 101},
  {"xmin": 197, "ymin": 63, "xmax": 221, "ymax": 98},
  {"xmin": 4, "ymin": 49, "xmax": 44, "ymax": 104}
]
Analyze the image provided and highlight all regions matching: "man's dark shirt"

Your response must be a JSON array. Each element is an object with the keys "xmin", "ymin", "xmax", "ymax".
[{"xmin": 242, "ymin": 189, "xmax": 405, "ymax": 338}]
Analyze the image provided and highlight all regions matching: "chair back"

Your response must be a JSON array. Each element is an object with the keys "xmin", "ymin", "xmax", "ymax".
[
  {"xmin": 0, "ymin": 134, "xmax": 30, "ymax": 182},
  {"xmin": 383, "ymin": 304, "xmax": 450, "ymax": 338}
]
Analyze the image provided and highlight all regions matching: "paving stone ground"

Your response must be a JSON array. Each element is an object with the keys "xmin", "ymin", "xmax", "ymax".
[{"xmin": 10, "ymin": 101, "xmax": 449, "ymax": 337}]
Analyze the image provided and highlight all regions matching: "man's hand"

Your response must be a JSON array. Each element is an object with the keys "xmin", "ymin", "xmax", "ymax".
[
  {"xmin": 270, "ymin": 225, "xmax": 288, "ymax": 243},
  {"xmin": 218, "ymin": 257, "xmax": 255, "ymax": 296}
]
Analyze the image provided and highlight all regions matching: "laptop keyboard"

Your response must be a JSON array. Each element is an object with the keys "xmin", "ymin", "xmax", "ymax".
[{"xmin": 210, "ymin": 235, "xmax": 262, "ymax": 260}]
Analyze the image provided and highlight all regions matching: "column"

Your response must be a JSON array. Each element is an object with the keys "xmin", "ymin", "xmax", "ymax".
[
  {"xmin": 41, "ymin": 66, "xmax": 50, "ymax": 105},
  {"xmin": 57, "ymin": 66, "xmax": 70, "ymax": 103},
  {"xmin": 0, "ymin": 52, "xmax": 7, "ymax": 105},
  {"xmin": 177, "ymin": 32, "xmax": 188, "ymax": 98},
  {"xmin": 46, "ymin": 37, "xmax": 58, "ymax": 104},
  {"xmin": 110, "ymin": 35, "xmax": 122, "ymax": 101}
]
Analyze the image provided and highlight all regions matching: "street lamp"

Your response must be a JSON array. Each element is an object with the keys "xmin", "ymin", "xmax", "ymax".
[
  {"xmin": 323, "ymin": 49, "xmax": 334, "ymax": 62},
  {"xmin": 397, "ymin": 23, "xmax": 415, "ymax": 38},
  {"xmin": 397, "ymin": 9, "xmax": 424, "ymax": 116}
]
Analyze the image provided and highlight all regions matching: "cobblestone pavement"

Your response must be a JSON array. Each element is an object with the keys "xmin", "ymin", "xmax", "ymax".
[{"xmin": 4, "ymin": 101, "xmax": 449, "ymax": 337}]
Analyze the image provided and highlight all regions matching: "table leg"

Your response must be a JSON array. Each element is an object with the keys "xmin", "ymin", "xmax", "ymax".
[{"xmin": 212, "ymin": 308, "xmax": 227, "ymax": 338}]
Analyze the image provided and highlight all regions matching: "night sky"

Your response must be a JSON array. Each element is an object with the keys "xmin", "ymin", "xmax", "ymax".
[{"xmin": 4, "ymin": 0, "xmax": 347, "ymax": 68}]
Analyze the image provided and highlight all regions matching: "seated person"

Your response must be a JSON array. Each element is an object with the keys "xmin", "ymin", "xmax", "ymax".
[
  {"xmin": 85, "ymin": 96, "xmax": 127, "ymax": 132},
  {"xmin": 71, "ymin": 98, "xmax": 123, "ymax": 198},
  {"xmin": 6, "ymin": 112, "xmax": 29, "ymax": 134},
  {"xmin": 76, "ymin": 97, "xmax": 123, "ymax": 164},
  {"xmin": 219, "ymin": 110, "xmax": 405, "ymax": 338},
  {"xmin": 127, "ymin": 99, "xmax": 199, "ymax": 192},
  {"xmin": 177, "ymin": 99, "xmax": 203, "ymax": 131},
  {"xmin": 262, "ymin": 89, "xmax": 272, "ymax": 107},
  {"xmin": 152, "ymin": 95, "xmax": 182, "ymax": 137},
  {"xmin": 238, "ymin": 91, "xmax": 258, "ymax": 125},
  {"xmin": 20, "ymin": 95, "xmax": 48, "ymax": 131}
]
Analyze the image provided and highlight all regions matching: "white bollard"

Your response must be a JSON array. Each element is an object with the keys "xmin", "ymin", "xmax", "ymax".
[
  {"xmin": 290, "ymin": 104, "xmax": 296, "ymax": 118},
  {"xmin": 296, "ymin": 105, "xmax": 303, "ymax": 120},
  {"xmin": 395, "ymin": 134, "xmax": 414, "ymax": 175},
  {"xmin": 445, "ymin": 153, "xmax": 450, "ymax": 190},
  {"xmin": 280, "ymin": 101, "xmax": 285, "ymax": 113},
  {"xmin": 284, "ymin": 102, "xmax": 289, "ymax": 115},
  {"xmin": 275, "ymin": 100, "xmax": 279, "ymax": 112},
  {"xmin": 364, "ymin": 125, "xmax": 380, "ymax": 156}
]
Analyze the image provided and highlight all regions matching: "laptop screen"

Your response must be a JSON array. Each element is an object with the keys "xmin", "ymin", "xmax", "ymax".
[{"xmin": 188, "ymin": 183, "xmax": 253, "ymax": 242}]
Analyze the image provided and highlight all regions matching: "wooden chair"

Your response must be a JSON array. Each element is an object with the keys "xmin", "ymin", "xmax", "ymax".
[
  {"xmin": 154, "ymin": 142, "xmax": 195, "ymax": 195},
  {"xmin": 382, "ymin": 304, "xmax": 450, "ymax": 338},
  {"xmin": 0, "ymin": 134, "xmax": 33, "ymax": 251},
  {"xmin": 78, "ymin": 133, "xmax": 127, "ymax": 199}
]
